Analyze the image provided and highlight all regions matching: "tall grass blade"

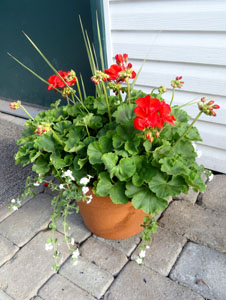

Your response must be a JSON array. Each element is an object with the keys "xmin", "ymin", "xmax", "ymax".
[
  {"xmin": 80, "ymin": 73, "xmax": 87, "ymax": 99},
  {"xmin": 96, "ymin": 11, "xmax": 105, "ymax": 71}
]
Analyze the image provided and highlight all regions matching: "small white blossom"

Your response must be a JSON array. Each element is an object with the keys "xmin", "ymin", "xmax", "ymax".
[
  {"xmin": 136, "ymin": 257, "xmax": 143, "ymax": 265},
  {"xmin": 11, "ymin": 199, "xmax": 16, "ymax": 203},
  {"xmin": 146, "ymin": 245, "xmax": 150, "ymax": 249},
  {"xmin": 33, "ymin": 182, "xmax": 40, "ymax": 186},
  {"xmin": 71, "ymin": 238, "xmax": 75, "ymax": 246},
  {"xmin": 59, "ymin": 184, "xmax": 65, "ymax": 190},
  {"xmin": 17, "ymin": 200, "xmax": 21, "ymax": 206},
  {"xmin": 80, "ymin": 177, "xmax": 90, "ymax": 185},
  {"xmin": 86, "ymin": 195, "xmax": 93, "ymax": 204},
  {"xmin": 209, "ymin": 173, "xmax": 214, "ymax": 182},
  {"xmin": 82, "ymin": 186, "xmax": 89, "ymax": 194},
  {"xmin": 87, "ymin": 175, "xmax": 93, "ymax": 180},
  {"xmin": 72, "ymin": 248, "xmax": 80, "ymax": 259},
  {"xmin": 45, "ymin": 242, "xmax": 53, "ymax": 251},
  {"xmin": 196, "ymin": 150, "xmax": 202, "ymax": 158},
  {"xmin": 12, "ymin": 205, "xmax": 18, "ymax": 211},
  {"xmin": 62, "ymin": 170, "xmax": 75, "ymax": 181},
  {"xmin": 139, "ymin": 250, "xmax": 146, "ymax": 258},
  {"xmin": 192, "ymin": 142, "xmax": 197, "ymax": 152}
]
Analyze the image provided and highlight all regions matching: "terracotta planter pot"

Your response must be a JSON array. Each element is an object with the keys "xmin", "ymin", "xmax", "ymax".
[{"xmin": 77, "ymin": 189, "xmax": 149, "ymax": 240}]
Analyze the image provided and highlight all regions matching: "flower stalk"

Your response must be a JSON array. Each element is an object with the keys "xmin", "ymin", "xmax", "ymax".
[
  {"xmin": 173, "ymin": 111, "xmax": 202, "ymax": 147},
  {"xmin": 101, "ymin": 81, "xmax": 112, "ymax": 122}
]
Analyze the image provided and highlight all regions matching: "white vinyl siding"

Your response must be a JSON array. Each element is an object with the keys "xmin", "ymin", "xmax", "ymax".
[{"xmin": 104, "ymin": 0, "xmax": 226, "ymax": 173}]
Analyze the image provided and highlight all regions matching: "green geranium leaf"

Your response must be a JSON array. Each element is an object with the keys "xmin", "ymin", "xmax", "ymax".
[
  {"xmin": 94, "ymin": 96, "xmax": 109, "ymax": 115},
  {"xmin": 102, "ymin": 153, "xmax": 118, "ymax": 178},
  {"xmin": 132, "ymin": 156, "xmax": 157, "ymax": 186},
  {"xmin": 99, "ymin": 135, "xmax": 112, "ymax": 153},
  {"xmin": 96, "ymin": 172, "xmax": 113, "ymax": 196},
  {"xmin": 153, "ymin": 141, "xmax": 172, "ymax": 160},
  {"xmin": 149, "ymin": 172, "xmax": 188, "ymax": 198},
  {"xmin": 35, "ymin": 132, "xmax": 59, "ymax": 153},
  {"xmin": 117, "ymin": 157, "xmax": 136, "ymax": 181},
  {"xmin": 186, "ymin": 127, "xmax": 202, "ymax": 141},
  {"xmin": 78, "ymin": 157, "xmax": 88, "ymax": 169},
  {"xmin": 160, "ymin": 156, "xmax": 189, "ymax": 176},
  {"xmin": 32, "ymin": 155, "xmax": 50, "ymax": 175},
  {"xmin": 50, "ymin": 153, "xmax": 67, "ymax": 169},
  {"xmin": 126, "ymin": 183, "xmax": 168, "ymax": 214},
  {"xmin": 143, "ymin": 139, "xmax": 152, "ymax": 152},
  {"xmin": 53, "ymin": 121, "xmax": 72, "ymax": 135},
  {"xmin": 174, "ymin": 140, "xmax": 196, "ymax": 160},
  {"xmin": 64, "ymin": 127, "xmax": 86, "ymax": 152},
  {"xmin": 125, "ymin": 138, "xmax": 140, "ymax": 155},
  {"xmin": 109, "ymin": 181, "xmax": 129, "ymax": 204},
  {"xmin": 112, "ymin": 103, "xmax": 136, "ymax": 125},
  {"xmin": 172, "ymin": 107, "xmax": 189, "ymax": 123},
  {"xmin": 87, "ymin": 141, "xmax": 103, "ymax": 164}
]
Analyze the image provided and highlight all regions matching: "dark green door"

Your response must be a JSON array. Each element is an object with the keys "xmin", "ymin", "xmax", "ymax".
[{"xmin": 0, "ymin": 0, "xmax": 105, "ymax": 108}]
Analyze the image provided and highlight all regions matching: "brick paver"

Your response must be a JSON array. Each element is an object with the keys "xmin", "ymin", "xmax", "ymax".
[
  {"xmin": 80, "ymin": 236, "xmax": 128, "ymax": 275},
  {"xmin": 39, "ymin": 274, "xmax": 95, "ymax": 300},
  {"xmin": 131, "ymin": 227, "xmax": 187, "ymax": 276},
  {"xmin": 60, "ymin": 256, "xmax": 114, "ymax": 299},
  {"xmin": 0, "ymin": 234, "xmax": 18, "ymax": 267},
  {"xmin": 0, "ymin": 194, "xmax": 52, "ymax": 247},
  {"xmin": 105, "ymin": 261, "xmax": 204, "ymax": 300},
  {"xmin": 159, "ymin": 200, "xmax": 226, "ymax": 252},
  {"xmin": 0, "ymin": 231, "xmax": 70, "ymax": 300},
  {"xmin": 170, "ymin": 242, "xmax": 226, "ymax": 300}
]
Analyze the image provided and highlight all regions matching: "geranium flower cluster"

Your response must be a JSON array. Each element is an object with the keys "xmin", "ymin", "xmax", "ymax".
[
  {"xmin": 171, "ymin": 76, "xmax": 184, "ymax": 88},
  {"xmin": 9, "ymin": 100, "xmax": 21, "ymax": 110},
  {"xmin": 105, "ymin": 53, "xmax": 136, "ymax": 83},
  {"xmin": 47, "ymin": 70, "xmax": 77, "ymax": 96},
  {"xmin": 198, "ymin": 97, "xmax": 220, "ymax": 117},
  {"xmin": 134, "ymin": 95, "xmax": 176, "ymax": 142}
]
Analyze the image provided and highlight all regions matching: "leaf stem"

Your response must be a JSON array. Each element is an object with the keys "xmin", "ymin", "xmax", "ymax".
[
  {"xmin": 20, "ymin": 105, "xmax": 34, "ymax": 120},
  {"xmin": 173, "ymin": 111, "xmax": 202, "ymax": 147},
  {"xmin": 101, "ymin": 81, "xmax": 112, "ymax": 122},
  {"xmin": 76, "ymin": 78, "xmax": 83, "ymax": 104},
  {"xmin": 51, "ymin": 129, "xmax": 65, "ymax": 146},
  {"xmin": 126, "ymin": 78, "xmax": 131, "ymax": 104},
  {"xmin": 170, "ymin": 87, "xmax": 175, "ymax": 106}
]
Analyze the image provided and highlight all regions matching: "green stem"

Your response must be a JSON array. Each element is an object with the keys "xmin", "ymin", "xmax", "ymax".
[
  {"xmin": 101, "ymin": 81, "xmax": 112, "ymax": 122},
  {"xmin": 85, "ymin": 124, "xmax": 90, "ymax": 137},
  {"xmin": 51, "ymin": 129, "xmax": 65, "ymax": 146},
  {"xmin": 170, "ymin": 87, "xmax": 175, "ymax": 107},
  {"xmin": 173, "ymin": 111, "xmax": 202, "ymax": 147},
  {"xmin": 63, "ymin": 204, "xmax": 72, "ymax": 251},
  {"xmin": 20, "ymin": 105, "xmax": 34, "ymax": 120},
  {"xmin": 76, "ymin": 78, "xmax": 83, "ymax": 104},
  {"xmin": 118, "ymin": 90, "xmax": 123, "ymax": 103},
  {"xmin": 126, "ymin": 78, "xmax": 131, "ymax": 104}
]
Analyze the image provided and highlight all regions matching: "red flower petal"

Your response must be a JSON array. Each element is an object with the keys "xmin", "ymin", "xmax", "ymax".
[{"xmin": 134, "ymin": 117, "xmax": 146, "ymax": 131}]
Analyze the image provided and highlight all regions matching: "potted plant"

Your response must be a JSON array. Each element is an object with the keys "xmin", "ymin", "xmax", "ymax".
[{"xmin": 8, "ymin": 30, "xmax": 219, "ymax": 270}]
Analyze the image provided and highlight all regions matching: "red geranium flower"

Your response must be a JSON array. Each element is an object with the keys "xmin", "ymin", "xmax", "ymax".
[
  {"xmin": 134, "ymin": 95, "xmax": 176, "ymax": 131},
  {"xmin": 105, "ymin": 64, "xmax": 123, "ymax": 81},
  {"xmin": 47, "ymin": 71, "xmax": 76, "ymax": 90}
]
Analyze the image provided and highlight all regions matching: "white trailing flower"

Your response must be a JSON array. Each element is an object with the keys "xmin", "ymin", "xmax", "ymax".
[
  {"xmin": 82, "ymin": 186, "xmax": 89, "ymax": 195},
  {"xmin": 139, "ymin": 250, "xmax": 146, "ymax": 258},
  {"xmin": 136, "ymin": 257, "xmax": 143, "ymax": 265},
  {"xmin": 146, "ymin": 245, "xmax": 150, "ymax": 249},
  {"xmin": 80, "ymin": 177, "xmax": 90, "ymax": 185},
  {"xmin": 12, "ymin": 205, "xmax": 18, "ymax": 211},
  {"xmin": 11, "ymin": 199, "xmax": 16, "ymax": 203},
  {"xmin": 209, "ymin": 173, "xmax": 214, "ymax": 182},
  {"xmin": 87, "ymin": 175, "xmax": 93, "ymax": 180},
  {"xmin": 72, "ymin": 248, "xmax": 80, "ymax": 259},
  {"xmin": 71, "ymin": 238, "xmax": 75, "ymax": 246},
  {"xmin": 33, "ymin": 182, "xmax": 40, "ymax": 186},
  {"xmin": 59, "ymin": 184, "xmax": 65, "ymax": 190},
  {"xmin": 196, "ymin": 150, "xmax": 202, "ymax": 158},
  {"xmin": 86, "ymin": 195, "xmax": 93, "ymax": 204},
  {"xmin": 62, "ymin": 170, "xmax": 75, "ymax": 181},
  {"xmin": 45, "ymin": 242, "xmax": 53, "ymax": 251}
]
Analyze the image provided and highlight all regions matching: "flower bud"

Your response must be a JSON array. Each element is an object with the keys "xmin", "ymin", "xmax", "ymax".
[
  {"xmin": 9, "ymin": 100, "xmax": 21, "ymax": 110},
  {"xmin": 155, "ymin": 131, "xmax": 160, "ymax": 138},
  {"xmin": 212, "ymin": 104, "xmax": 220, "ymax": 109},
  {"xmin": 211, "ymin": 111, "xmax": 217, "ymax": 117},
  {"xmin": 207, "ymin": 100, "xmax": 214, "ymax": 105},
  {"xmin": 123, "ymin": 53, "xmax": 128, "ymax": 62},
  {"xmin": 201, "ymin": 97, "xmax": 206, "ymax": 103},
  {"xmin": 115, "ymin": 54, "xmax": 123, "ymax": 65}
]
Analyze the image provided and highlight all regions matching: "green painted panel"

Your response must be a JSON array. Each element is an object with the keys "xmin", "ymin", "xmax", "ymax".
[{"xmin": 0, "ymin": 0, "xmax": 97, "ymax": 107}]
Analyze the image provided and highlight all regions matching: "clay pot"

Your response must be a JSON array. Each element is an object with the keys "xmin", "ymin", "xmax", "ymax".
[{"xmin": 77, "ymin": 189, "xmax": 149, "ymax": 240}]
